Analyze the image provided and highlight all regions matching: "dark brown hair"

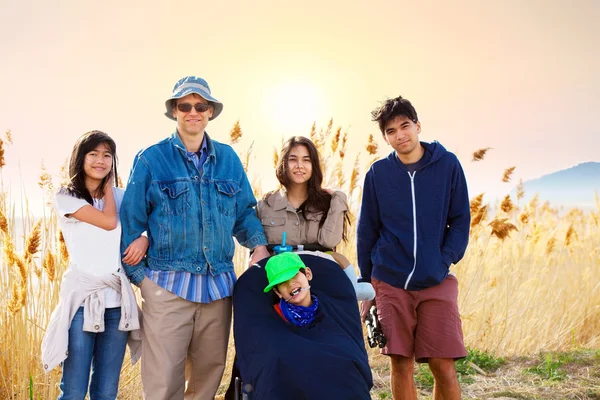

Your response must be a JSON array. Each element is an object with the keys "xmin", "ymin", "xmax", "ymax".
[
  {"xmin": 269, "ymin": 136, "xmax": 350, "ymax": 243},
  {"xmin": 62, "ymin": 130, "xmax": 117, "ymax": 204},
  {"xmin": 371, "ymin": 96, "xmax": 419, "ymax": 134}
]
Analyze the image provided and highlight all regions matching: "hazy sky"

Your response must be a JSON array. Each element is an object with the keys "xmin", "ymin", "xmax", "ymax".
[{"xmin": 1, "ymin": 0, "xmax": 598, "ymax": 215}]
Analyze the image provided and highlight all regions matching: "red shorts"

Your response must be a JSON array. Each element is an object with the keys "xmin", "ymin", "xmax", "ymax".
[{"xmin": 373, "ymin": 275, "xmax": 467, "ymax": 362}]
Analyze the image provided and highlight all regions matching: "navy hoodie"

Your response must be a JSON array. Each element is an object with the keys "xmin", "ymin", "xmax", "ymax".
[{"xmin": 357, "ymin": 141, "xmax": 470, "ymax": 291}]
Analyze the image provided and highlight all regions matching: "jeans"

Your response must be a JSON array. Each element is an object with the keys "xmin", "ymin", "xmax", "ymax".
[{"xmin": 58, "ymin": 307, "xmax": 128, "ymax": 400}]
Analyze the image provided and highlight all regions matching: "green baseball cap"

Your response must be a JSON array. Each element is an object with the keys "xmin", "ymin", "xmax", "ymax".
[{"xmin": 263, "ymin": 252, "xmax": 307, "ymax": 293}]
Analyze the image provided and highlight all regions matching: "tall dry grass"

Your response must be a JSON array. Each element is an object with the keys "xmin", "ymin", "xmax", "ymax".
[
  {"xmin": 460, "ymin": 193, "xmax": 600, "ymax": 355},
  {"xmin": 1, "ymin": 126, "xmax": 599, "ymax": 398}
]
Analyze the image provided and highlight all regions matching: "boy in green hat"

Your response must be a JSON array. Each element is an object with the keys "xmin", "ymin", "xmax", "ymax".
[{"xmin": 264, "ymin": 252, "xmax": 319, "ymax": 326}]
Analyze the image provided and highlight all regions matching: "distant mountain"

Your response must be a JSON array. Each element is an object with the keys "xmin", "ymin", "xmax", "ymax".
[{"xmin": 516, "ymin": 162, "xmax": 600, "ymax": 209}]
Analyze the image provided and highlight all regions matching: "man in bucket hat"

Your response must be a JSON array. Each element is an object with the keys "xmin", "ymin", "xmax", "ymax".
[{"xmin": 121, "ymin": 76, "xmax": 270, "ymax": 400}]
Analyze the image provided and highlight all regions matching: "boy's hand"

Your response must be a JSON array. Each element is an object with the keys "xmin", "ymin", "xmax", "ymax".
[
  {"xmin": 360, "ymin": 299, "xmax": 375, "ymax": 323},
  {"xmin": 122, "ymin": 236, "xmax": 149, "ymax": 265}
]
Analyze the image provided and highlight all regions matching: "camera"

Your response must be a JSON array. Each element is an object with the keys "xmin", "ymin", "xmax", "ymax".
[{"xmin": 364, "ymin": 305, "xmax": 386, "ymax": 348}]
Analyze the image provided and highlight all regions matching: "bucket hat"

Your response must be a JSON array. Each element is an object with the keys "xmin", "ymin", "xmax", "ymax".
[{"xmin": 164, "ymin": 76, "xmax": 223, "ymax": 121}]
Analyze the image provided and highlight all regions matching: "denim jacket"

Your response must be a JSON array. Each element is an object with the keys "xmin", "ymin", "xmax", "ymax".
[{"xmin": 120, "ymin": 132, "xmax": 267, "ymax": 286}]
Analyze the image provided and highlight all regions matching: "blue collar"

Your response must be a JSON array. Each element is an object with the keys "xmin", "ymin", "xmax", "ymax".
[
  {"xmin": 186, "ymin": 135, "xmax": 208, "ymax": 157},
  {"xmin": 169, "ymin": 131, "xmax": 216, "ymax": 162}
]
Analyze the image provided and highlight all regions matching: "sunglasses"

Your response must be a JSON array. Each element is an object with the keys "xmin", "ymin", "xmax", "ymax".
[{"xmin": 176, "ymin": 103, "xmax": 212, "ymax": 113}]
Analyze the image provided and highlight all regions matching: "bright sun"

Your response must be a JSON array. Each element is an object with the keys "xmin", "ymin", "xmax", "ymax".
[{"xmin": 263, "ymin": 79, "xmax": 325, "ymax": 135}]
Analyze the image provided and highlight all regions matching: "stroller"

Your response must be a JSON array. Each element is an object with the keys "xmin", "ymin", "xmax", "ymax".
[{"xmin": 232, "ymin": 251, "xmax": 373, "ymax": 399}]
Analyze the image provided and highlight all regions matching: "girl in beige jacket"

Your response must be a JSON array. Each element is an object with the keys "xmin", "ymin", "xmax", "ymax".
[{"xmin": 257, "ymin": 136, "xmax": 374, "ymax": 300}]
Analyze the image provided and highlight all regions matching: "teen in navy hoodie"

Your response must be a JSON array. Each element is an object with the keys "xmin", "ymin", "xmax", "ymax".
[{"xmin": 357, "ymin": 96, "xmax": 470, "ymax": 400}]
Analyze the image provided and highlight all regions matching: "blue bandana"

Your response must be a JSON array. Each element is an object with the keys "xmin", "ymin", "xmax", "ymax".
[{"xmin": 279, "ymin": 295, "xmax": 319, "ymax": 327}]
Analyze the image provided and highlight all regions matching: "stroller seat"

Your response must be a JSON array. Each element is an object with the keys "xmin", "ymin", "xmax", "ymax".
[{"xmin": 233, "ymin": 253, "xmax": 373, "ymax": 400}]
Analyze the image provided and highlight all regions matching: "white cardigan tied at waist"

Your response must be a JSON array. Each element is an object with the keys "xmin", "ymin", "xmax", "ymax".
[{"xmin": 41, "ymin": 265, "xmax": 141, "ymax": 372}]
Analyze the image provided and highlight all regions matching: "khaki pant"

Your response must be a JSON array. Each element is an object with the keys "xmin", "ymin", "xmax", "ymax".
[{"xmin": 140, "ymin": 278, "xmax": 232, "ymax": 400}]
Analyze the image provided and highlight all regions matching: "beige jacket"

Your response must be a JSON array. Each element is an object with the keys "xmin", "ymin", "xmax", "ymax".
[
  {"xmin": 257, "ymin": 189, "xmax": 348, "ymax": 249},
  {"xmin": 41, "ymin": 265, "xmax": 141, "ymax": 372}
]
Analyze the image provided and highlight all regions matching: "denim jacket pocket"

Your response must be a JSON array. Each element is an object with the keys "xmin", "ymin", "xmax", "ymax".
[
  {"xmin": 215, "ymin": 180, "xmax": 240, "ymax": 217},
  {"xmin": 159, "ymin": 180, "xmax": 191, "ymax": 216}
]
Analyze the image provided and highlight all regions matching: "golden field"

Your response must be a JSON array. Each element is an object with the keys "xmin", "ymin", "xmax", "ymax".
[{"xmin": 0, "ymin": 125, "xmax": 599, "ymax": 399}]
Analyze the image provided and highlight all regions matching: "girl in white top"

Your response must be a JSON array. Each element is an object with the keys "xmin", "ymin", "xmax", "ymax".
[{"xmin": 45, "ymin": 131, "xmax": 148, "ymax": 400}]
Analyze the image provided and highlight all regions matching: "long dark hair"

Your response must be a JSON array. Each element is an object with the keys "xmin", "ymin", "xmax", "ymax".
[
  {"xmin": 271, "ymin": 136, "xmax": 350, "ymax": 242},
  {"xmin": 62, "ymin": 130, "xmax": 118, "ymax": 204}
]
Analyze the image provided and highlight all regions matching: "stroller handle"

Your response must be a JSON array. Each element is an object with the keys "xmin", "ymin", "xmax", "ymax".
[{"xmin": 266, "ymin": 243, "xmax": 333, "ymax": 253}]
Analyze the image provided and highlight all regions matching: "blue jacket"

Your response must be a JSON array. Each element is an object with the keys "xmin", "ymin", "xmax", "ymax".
[
  {"xmin": 357, "ymin": 142, "xmax": 470, "ymax": 291},
  {"xmin": 120, "ymin": 132, "xmax": 267, "ymax": 286}
]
